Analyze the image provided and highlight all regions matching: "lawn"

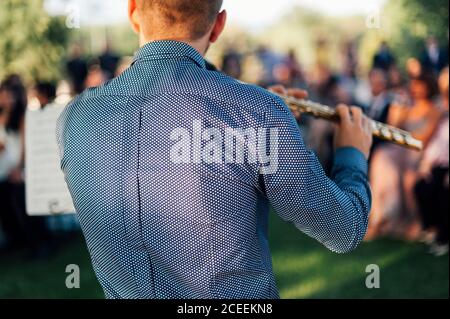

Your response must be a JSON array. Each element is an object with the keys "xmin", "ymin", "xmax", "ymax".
[{"xmin": 0, "ymin": 212, "xmax": 448, "ymax": 299}]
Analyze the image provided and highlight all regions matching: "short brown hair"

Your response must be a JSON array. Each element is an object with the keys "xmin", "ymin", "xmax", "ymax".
[{"xmin": 136, "ymin": 0, "xmax": 223, "ymax": 40}]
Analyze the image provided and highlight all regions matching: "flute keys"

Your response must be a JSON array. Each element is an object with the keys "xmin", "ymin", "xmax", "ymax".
[
  {"xmin": 380, "ymin": 127, "xmax": 393, "ymax": 139},
  {"xmin": 279, "ymin": 93, "xmax": 423, "ymax": 151},
  {"xmin": 392, "ymin": 131, "xmax": 405, "ymax": 143},
  {"xmin": 405, "ymin": 136, "xmax": 424, "ymax": 151}
]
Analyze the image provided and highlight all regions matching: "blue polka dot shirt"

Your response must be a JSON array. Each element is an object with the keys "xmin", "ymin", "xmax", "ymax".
[{"xmin": 56, "ymin": 40, "xmax": 372, "ymax": 299}]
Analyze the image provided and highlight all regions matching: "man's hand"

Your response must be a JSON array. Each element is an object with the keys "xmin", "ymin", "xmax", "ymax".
[
  {"xmin": 334, "ymin": 105, "xmax": 373, "ymax": 159},
  {"xmin": 268, "ymin": 85, "xmax": 308, "ymax": 119}
]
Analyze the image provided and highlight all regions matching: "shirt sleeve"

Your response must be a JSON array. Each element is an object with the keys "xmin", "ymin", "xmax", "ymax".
[{"xmin": 261, "ymin": 97, "xmax": 372, "ymax": 254}]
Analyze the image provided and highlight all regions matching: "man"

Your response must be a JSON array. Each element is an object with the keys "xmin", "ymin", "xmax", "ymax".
[
  {"xmin": 359, "ymin": 69, "xmax": 393, "ymax": 154},
  {"xmin": 372, "ymin": 41, "xmax": 396, "ymax": 71},
  {"xmin": 66, "ymin": 44, "xmax": 88, "ymax": 95},
  {"xmin": 99, "ymin": 42, "xmax": 121, "ymax": 80},
  {"xmin": 34, "ymin": 82, "xmax": 57, "ymax": 109},
  {"xmin": 421, "ymin": 36, "xmax": 448, "ymax": 76},
  {"xmin": 365, "ymin": 68, "xmax": 392, "ymax": 124},
  {"xmin": 57, "ymin": 0, "xmax": 373, "ymax": 299}
]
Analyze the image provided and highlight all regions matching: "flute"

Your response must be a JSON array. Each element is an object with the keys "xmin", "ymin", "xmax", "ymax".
[{"xmin": 278, "ymin": 94, "xmax": 424, "ymax": 151}]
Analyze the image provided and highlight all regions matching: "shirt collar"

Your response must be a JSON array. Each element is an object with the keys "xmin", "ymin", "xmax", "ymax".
[{"xmin": 132, "ymin": 40, "xmax": 206, "ymax": 69}]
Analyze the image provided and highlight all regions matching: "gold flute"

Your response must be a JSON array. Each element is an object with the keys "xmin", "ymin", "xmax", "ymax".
[{"xmin": 278, "ymin": 94, "xmax": 423, "ymax": 151}]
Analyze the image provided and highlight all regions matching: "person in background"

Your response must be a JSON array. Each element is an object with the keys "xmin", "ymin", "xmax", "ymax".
[
  {"xmin": 406, "ymin": 57, "xmax": 423, "ymax": 79},
  {"xmin": 367, "ymin": 72, "xmax": 442, "ymax": 240},
  {"xmin": 339, "ymin": 41, "xmax": 359, "ymax": 102},
  {"xmin": 390, "ymin": 73, "xmax": 442, "ymax": 147},
  {"xmin": 309, "ymin": 71, "xmax": 353, "ymax": 174},
  {"xmin": 84, "ymin": 60, "xmax": 108, "ymax": 89},
  {"xmin": 285, "ymin": 49, "xmax": 306, "ymax": 89},
  {"xmin": 272, "ymin": 62, "xmax": 294, "ymax": 89},
  {"xmin": 31, "ymin": 81, "xmax": 80, "ymax": 244},
  {"xmin": 373, "ymin": 41, "xmax": 396, "ymax": 71},
  {"xmin": 99, "ymin": 42, "xmax": 121, "ymax": 80},
  {"xmin": 0, "ymin": 75, "xmax": 27, "ymax": 250},
  {"xmin": 388, "ymin": 66, "xmax": 406, "ymax": 92},
  {"xmin": 221, "ymin": 49, "xmax": 242, "ymax": 80},
  {"xmin": 421, "ymin": 36, "xmax": 448, "ymax": 76},
  {"xmin": 34, "ymin": 82, "xmax": 57, "ymax": 109},
  {"xmin": 66, "ymin": 44, "xmax": 88, "ymax": 95},
  {"xmin": 364, "ymin": 68, "xmax": 393, "ymax": 124},
  {"xmin": 256, "ymin": 45, "xmax": 282, "ymax": 87},
  {"xmin": 0, "ymin": 75, "xmax": 26, "ymax": 186},
  {"xmin": 342, "ymin": 40, "xmax": 358, "ymax": 80},
  {"xmin": 415, "ymin": 67, "xmax": 449, "ymax": 257},
  {"xmin": 354, "ymin": 68, "xmax": 393, "ymax": 154},
  {"xmin": 387, "ymin": 66, "xmax": 411, "ymax": 112},
  {"xmin": 0, "ymin": 75, "xmax": 52, "ymax": 257}
]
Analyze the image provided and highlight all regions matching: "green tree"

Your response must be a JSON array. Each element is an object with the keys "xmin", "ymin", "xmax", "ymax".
[
  {"xmin": 360, "ymin": 0, "xmax": 449, "ymax": 71},
  {"xmin": 386, "ymin": 0, "xmax": 448, "ymax": 62},
  {"xmin": 0, "ymin": 0, "xmax": 70, "ymax": 84}
]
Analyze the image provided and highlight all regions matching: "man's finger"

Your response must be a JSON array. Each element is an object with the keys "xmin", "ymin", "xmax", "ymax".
[
  {"xmin": 350, "ymin": 106, "xmax": 363, "ymax": 127},
  {"xmin": 287, "ymin": 88, "xmax": 309, "ymax": 100},
  {"xmin": 268, "ymin": 85, "xmax": 287, "ymax": 96},
  {"xmin": 363, "ymin": 115, "xmax": 373, "ymax": 135},
  {"xmin": 336, "ymin": 104, "xmax": 352, "ymax": 126}
]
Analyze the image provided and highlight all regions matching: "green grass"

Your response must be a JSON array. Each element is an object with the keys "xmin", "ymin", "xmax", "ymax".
[
  {"xmin": 0, "ymin": 212, "xmax": 448, "ymax": 299},
  {"xmin": 0, "ymin": 237, "xmax": 103, "ymax": 299},
  {"xmin": 269, "ymin": 213, "xmax": 449, "ymax": 299}
]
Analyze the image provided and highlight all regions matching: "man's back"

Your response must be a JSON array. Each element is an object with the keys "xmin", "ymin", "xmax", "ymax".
[
  {"xmin": 58, "ymin": 41, "xmax": 283, "ymax": 298},
  {"xmin": 57, "ymin": 41, "xmax": 371, "ymax": 299}
]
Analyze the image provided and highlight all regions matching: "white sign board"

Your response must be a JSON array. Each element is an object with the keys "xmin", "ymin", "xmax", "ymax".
[{"xmin": 25, "ymin": 104, "xmax": 75, "ymax": 216}]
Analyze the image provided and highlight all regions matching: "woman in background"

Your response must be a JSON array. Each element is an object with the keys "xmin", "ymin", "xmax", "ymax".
[
  {"xmin": 414, "ymin": 67, "xmax": 449, "ymax": 256},
  {"xmin": 0, "ymin": 75, "xmax": 27, "ymax": 249},
  {"xmin": 367, "ymin": 70, "xmax": 442, "ymax": 240},
  {"xmin": 0, "ymin": 75, "xmax": 60, "ymax": 256}
]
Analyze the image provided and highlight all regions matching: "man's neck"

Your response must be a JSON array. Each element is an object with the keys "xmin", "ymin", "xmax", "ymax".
[{"xmin": 140, "ymin": 34, "xmax": 209, "ymax": 57}]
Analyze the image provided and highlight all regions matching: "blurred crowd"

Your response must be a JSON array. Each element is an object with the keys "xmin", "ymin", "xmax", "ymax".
[
  {"xmin": 229, "ymin": 36, "xmax": 448, "ymax": 256},
  {"xmin": 0, "ymin": 44, "xmax": 126, "ymax": 258},
  {"xmin": 0, "ymin": 36, "xmax": 448, "ymax": 259}
]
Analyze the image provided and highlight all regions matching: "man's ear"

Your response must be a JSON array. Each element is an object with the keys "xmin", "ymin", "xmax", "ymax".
[
  {"xmin": 128, "ymin": 0, "xmax": 140, "ymax": 34},
  {"xmin": 209, "ymin": 10, "xmax": 227, "ymax": 43}
]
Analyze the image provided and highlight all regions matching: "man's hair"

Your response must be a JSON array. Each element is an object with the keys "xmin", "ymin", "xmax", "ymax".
[{"xmin": 136, "ymin": 0, "xmax": 223, "ymax": 40}]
